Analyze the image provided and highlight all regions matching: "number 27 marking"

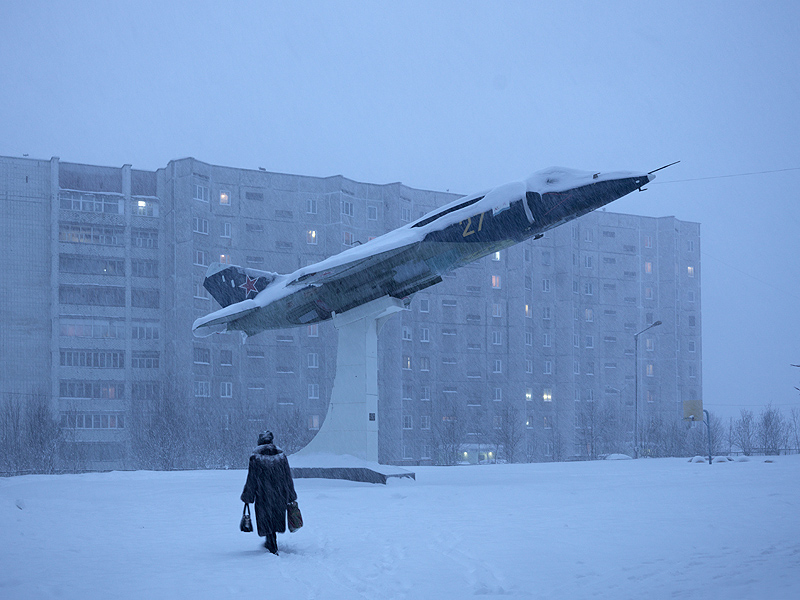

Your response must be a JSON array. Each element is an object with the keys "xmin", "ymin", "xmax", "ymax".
[{"xmin": 461, "ymin": 213, "xmax": 485, "ymax": 237}]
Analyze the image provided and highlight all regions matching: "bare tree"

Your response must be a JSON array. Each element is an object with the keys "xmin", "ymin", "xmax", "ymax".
[
  {"xmin": 732, "ymin": 409, "xmax": 756, "ymax": 456},
  {"xmin": 432, "ymin": 397, "xmax": 466, "ymax": 465},
  {"xmin": 22, "ymin": 392, "xmax": 61, "ymax": 474},
  {"xmin": 758, "ymin": 404, "xmax": 788, "ymax": 456},
  {"xmin": 0, "ymin": 394, "xmax": 24, "ymax": 474},
  {"xmin": 490, "ymin": 404, "xmax": 524, "ymax": 463},
  {"xmin": 789, "ymin": 407, "xmax": 800, "ymax": 453}
]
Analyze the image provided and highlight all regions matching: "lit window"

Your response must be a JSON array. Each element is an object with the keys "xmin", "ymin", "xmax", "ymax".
[
  {"xmin": 492, "ymin": 275, "xmax": 501, "ymax": 289},
  {"xmin": 644, "ymin": 235, "xmax": 653, "ymax": 248},
  {"xmin": 687, "ymin": 266, "xmax": 695, "ymax": 277},
  {"xmin": 307, "ymin": 230, "xmax": 317, "ymax": 245},
  {"xmin": 343, "ymin": 231, "xmax": 354, "ymax": 246},
  {"xmin": 220, "ymin": 254, "xmax": 231, "ymax": 264},
  {"xmin": 525, "ymin": 388, "xmax": 533, "ymax": 401},
  {"xmin": 492, "ymin": 251, "xmax": 501, "ymax": 261},
  {"xmin": 585, "ymin": 308, "xmax": 594, "ymax": 322},
  {"xmin": 403, "ymin": 355, "xmax": 412, "ymax": 370},
  {"xmin": 543, "ymin": 388, "xmax": 552, "ymax": 402},
  {"xmin": 645, "ymin": 261, "xmax": 653, "ymax": 274},
  {"xmin": 525, "ymin": 304, "xmax": 532, "ymax": 318},
  {"xmin": 220, "ymin": 191, "xmax": 230, "ymax": 206},
  {"xmin": 308, "ymin": 414, "xmax": 320, "ymax": 430},
  {"xmin": 646, "ymin": 363, "xmax": 654, "ymax": 377}
]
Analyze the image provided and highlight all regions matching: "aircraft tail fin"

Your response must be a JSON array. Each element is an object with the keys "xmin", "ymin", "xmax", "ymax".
[{"xmin": 202, "ymin": 263, "xmax": 279, "ymax": 308}]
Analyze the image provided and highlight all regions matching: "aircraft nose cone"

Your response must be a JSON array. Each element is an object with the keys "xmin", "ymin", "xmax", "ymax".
[{"xmin": 647, "ymin": 173, "xmax": 656, "ymax": 182}]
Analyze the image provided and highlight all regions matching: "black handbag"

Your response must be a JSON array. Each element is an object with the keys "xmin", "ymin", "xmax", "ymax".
[
  {"xmin": 240, "ymin": 503, "xmax": 253, "ymax": 532},
  {"xmin": 287, "ymin": 501, "xmax": 303, "ymax": 532}
]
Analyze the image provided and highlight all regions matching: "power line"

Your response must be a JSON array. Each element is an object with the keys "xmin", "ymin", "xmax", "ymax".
[
  {"xmin": 652, "ymin": 166, "xmax": 800, "ymax": 184},
  {"xmin": 701, "ymin": 250, "xmax": 800, "ymax": 302}
]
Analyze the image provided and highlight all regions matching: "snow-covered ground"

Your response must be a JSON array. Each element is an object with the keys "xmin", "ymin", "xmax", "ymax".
[{"xmin": 2, "ymin": 456, "xmax": 799, "ymax": 599}]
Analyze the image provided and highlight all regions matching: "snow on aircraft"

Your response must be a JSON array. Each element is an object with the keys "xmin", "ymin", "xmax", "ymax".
[{"xmin": 193, "ymin": 166, "xmax": 657, "ymax": 338}]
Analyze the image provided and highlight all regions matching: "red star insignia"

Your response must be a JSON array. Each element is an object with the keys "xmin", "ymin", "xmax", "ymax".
[{"xmin": 239, "ymin": 275, "xmax": 259, "ymax": 298}]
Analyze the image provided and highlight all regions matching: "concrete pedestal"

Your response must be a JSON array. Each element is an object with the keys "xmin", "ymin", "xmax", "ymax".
[{"xmin": 291, "ymin": 296, "xmax": 414, "ymax": 483}]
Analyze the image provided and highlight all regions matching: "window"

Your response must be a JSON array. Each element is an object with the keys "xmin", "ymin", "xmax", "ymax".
[
  {"xmin": 219, "ymin": 190, "xmax": 230, "ymax": 205},
  {"xmin": 573, "ymin": 281, "xmax": 579, "ymax": 294},
  {"xmin": 131, "ymin": 259, "xmax": 158, "ymax": 278},
  {"xmin": 645, "ymin": 261, "xmax": 653, "ymax": 274},
  {"xmin": 194, "ymin": 184, "xmax": 210, "ymax": 202},
  {"xmin": 307, "ymin": 353, "xmax": 319, "ymax": 368},
  {"xmin": 604, "ymin": 362, "xmax": 617, "ymax": 370},
  {"xmin": 307, "ymin": 324, "xmax": 319, "ymax": 337},
  {"xmin": 584, "ymin": 282, "xmax": 593, "ymax": 295},
  {"xmin": 544, "ymin": 360, "xmax": 552, "ymax": 375},
  {"xmin": 308, "ymin": 414, "xmax": 320, "ymax": 430},
  {"xmin": 246, "ymin": 348, "xmax": 265, "ymax": 359},
  {"xmin": 644, "ymin": 235, "xmax": 653, "ymax": 249},
  {"xmin": 687, "ymin": 240, "xmax": 695, "ymax": 251},
  {"xmin": 645, "ymin": 287, "xmax": 654, "ymax": 300},
  {"xmin": 403, "ymin": 356, "xmax": 412, "ymax": 370},
  {"xmin": 493, "ymin": 359, "xmax": 502, "ymax": 373},
  {"xmin": 586, "ymin": 361, "xmax": 595, "ymax": 375},
  {"xmin": 194, "ymin": 250, "xmax": 208, "ymax": 267},
  {"xmin": 193, "ymin": 347, "xmax": 211, "ymax": 364},
  {"xmin": 584, "ymin": 229, "xmax": 593, "ymax": 242},
  {"xmin": 307, "ymin": 230, "xmax": 317, "ymax": 245},
  {"xmin": 573, "ymin": 360, "xmax": 580, "ymax": 375},
  {"xmin": 419, "ymin": 299, "xmax": 429, "ymax": 313},
  {"xmin": 492, "ymin": 251, "xmax": 501, "ymax": 261},
  {"xmin": 603, "ymin": 230, "xmax": 615, "ymax": 238},
  {"xmin": 542, "ymin": 306, "xmax": 551, "ymax": 320},
  {"xmin": 402, "ymin": 415, "xmax": 413, "ymax": 430},
  {"xmin": 687, "ymin": 266, "xmax": 695, "ymax": 277},
  {"xmin": 59, "ymin": 190, "xmax": 122, "ymax": 214},
  {"xmin": 222, "ymin": 222, "xmax": 232, "ymax": 238},
  {"xmin": 419, "ymin": 357, "xmax": 430, "ymax": 371},
  {"xmin": 420, "ymin": 415, "xmax": 431, "ymax": 430},
  {"xmin": 688, "ymin": 290, "xmax": 695, "ymax": 303},
  {"xmin": 194, "ymin": 380, "xmax": 211, "ymax": 397},
  {"xmin": 442, "ymin": 298, "xmax": 457, "ymax": 307},
  {"xmin": 543, "ymin": 388, "xmax": 552, "ymax": 402},
  {"xmin": 525, "ymin": 304, "xmax": 532, "ymax": 318},
  {"xmin": 193, "ymin": 217, "xmax": 209, "ymax": 234},
  {"xmin": 343, "ymin": 231, "xmax": 355, "ymax": 246},
  {"xmin": 60, "ymin": 350, "xmax": 124, "ymax": 369},
  {"xmin": 573, "ymin": 334, "xmax": 579, "ymax": 348},
  {"xmin": 492, "ymin": 303, "xmax": 502, "ymax": 318},
  {"xmin": 585, "ymin": 308, "xmax": 594, "ymax": 322},
  {"xmin": 367, "ymin": 205, "xmax": 377, "ymax": 220},
  {"xmin": 131, "ymin": 288, "xmax": 159, "ymax": 308},
  {"xmin": 401, "ymin": 206, "xmax": 411, "ymax": 222},
  {"xmin": 220, "ymin": 382, "xmax": 233, "ymax": 397},
  {"xmin": 219, "ymin": 254, "xmax": 231, "ymax": 264},
  {"xmin": 421, "ymin": 386, "xmax": 431, "ymax": 401},
  {"xmin": 525, "ymin": 332, "xmax": 533, "ymax": 346},
  {"xmin": 307, "ymin": 198, "xmax": 317, "ymax": 214},
  {"xmin": 584, "ymin": 255, "xmax": 593, "ymax": 269},
  {"xmin": 308, "ymin": 384, "xmax": 319, "ymax": 399},
  {"xmin": 603, "ymin": 257, "xmax": 616, "ymax": 265},
  {"xmin": 688, "ymin": 340, "xmax": 696, "ymax": 353},
  {"xmin": 420, "ymin": 328, "xmax": 430, "ymax": 342},
  {"xmin": 492, "ymin": 275, "xmax": 501, "ymax": 289},
  {"xmin": 130, "ymin": 351, "xmax": 158, "ymax": 369},
  {"xmin": 543, "ymin": 333, "xmax": 551, "ymax": 347},
  {"xmin": 646, "ymin": 363, "xmax": 654, "ymax": 377},
  {"xmin": 341, "ymin": 199, "xmax": 354, "ymax": 217},
  {"xmin": 542, "ymin": 279, "xmax": 551, "ymax": 293},
  {"xmin": 245, "ymin": 191, "xmax": 263, "ymax": 202},
  {"xmin": 689, "ymin": 365, "xmax": 697, "ymax": 378},
  {"xmin": 689, "ymin": 315, "xmax": 696, "ymax": 327},
  {"xmin": 585, "ymin": 335, "xmax": 594, "ymax": 348},
  {"xmin": 219, "ymin": 350, "xmax": 232, "ymax": 366},
  {"xmin": 132, "ymin": 228, "xmax": 158, "ymax": 249},
  {"xmin": 402, "ymin": 327, "xmax": 412, "ymax": 341},
  {"xmin": 646, "ymin": 338, "xmax": 654, "ymax": 352},
  {"xmin": 193, "ymin": 281, "xmax": 209, "ymax": 300},
  {"xmin": 60, "ymin": 222, "xmax": 124, "ymax": 246},
  {"xmin": 525, "ymin": 359, "xmax": 533, "ymax": 374},
  {"xmin": 525, "ymin": 276, "xmax": 532, "ymax": 291}
]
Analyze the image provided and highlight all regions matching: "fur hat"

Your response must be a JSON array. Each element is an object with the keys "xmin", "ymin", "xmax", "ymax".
[{"xmin": 257, "ymin": 431, "xmax": 274, "ymax": 445}]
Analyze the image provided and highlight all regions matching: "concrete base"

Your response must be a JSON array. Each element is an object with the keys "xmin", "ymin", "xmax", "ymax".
[
  {"xmin": 289, "ymin": 453, "xmax": 415, "ymax": 485},
  {"xmin": 293, "ymin": 296, "xmax": 405, "ymax": 463}
]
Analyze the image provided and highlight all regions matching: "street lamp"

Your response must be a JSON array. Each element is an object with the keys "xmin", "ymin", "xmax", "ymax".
[{"xmin": 634, "ymin": 320, "xmax": 662, "ymax": 458}]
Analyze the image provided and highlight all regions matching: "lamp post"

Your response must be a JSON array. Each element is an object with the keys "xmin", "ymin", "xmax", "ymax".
[{"xmin": 634, "ymin": 320, "xmax": 662, "ymax": 458}]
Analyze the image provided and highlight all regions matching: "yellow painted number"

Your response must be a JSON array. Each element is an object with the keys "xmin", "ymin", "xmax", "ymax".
[{"xmin": 461, "ymin": 213, "xmax": 485, "ymax": 237}]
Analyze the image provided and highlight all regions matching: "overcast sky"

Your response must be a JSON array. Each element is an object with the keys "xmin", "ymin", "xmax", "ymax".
[{"xmin": 2, "ymin": 1, "xmax": 798, "ymax": 420}]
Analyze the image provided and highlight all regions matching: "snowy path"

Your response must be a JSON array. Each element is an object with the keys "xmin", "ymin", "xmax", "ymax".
[{"xmin": 1, "ymin": 457, "xmax": 799, "ymax": 599}]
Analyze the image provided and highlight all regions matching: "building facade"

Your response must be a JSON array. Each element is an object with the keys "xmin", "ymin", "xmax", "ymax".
[{"xmin": 0, "ymin": 155, "xmax": 702, "ymax": 468}]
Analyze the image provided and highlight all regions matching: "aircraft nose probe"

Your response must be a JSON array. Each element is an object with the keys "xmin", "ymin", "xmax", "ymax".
[{"xmin": 638, "ymin": 160, "xmax": 680, "ymax": 189}]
